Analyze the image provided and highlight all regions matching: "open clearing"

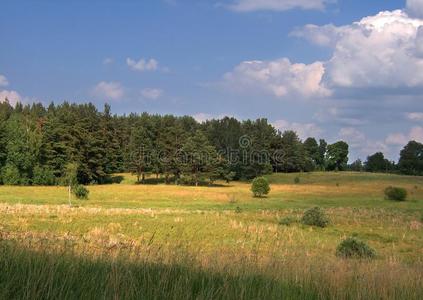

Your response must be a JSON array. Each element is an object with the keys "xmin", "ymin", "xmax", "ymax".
[{"xmin": 1, "ymin": 172, "xmax": 422, "ymax": 299}]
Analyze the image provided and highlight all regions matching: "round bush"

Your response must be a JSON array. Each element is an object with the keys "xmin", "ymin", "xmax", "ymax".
[
  {"xmin": 301, "ymin": 207, "xmax": 329, "ymax": 228},
  {"xmin": 72, "ymin": 184, "xmax": 89, "ymax": 200},
  {"xmin": 336, "ymin": 237, "xmax": 376, "ymax": 259},
  {"xmin": 294, "ymin": 177, "xmax": 300, "ymax": 184},
  {"xmin": 384, "ymin": 186, "xmax": 407, "ymax": 201},
  {"xmin": 251, "ymin": 177, "xmax": 270, "ymax": 197}
]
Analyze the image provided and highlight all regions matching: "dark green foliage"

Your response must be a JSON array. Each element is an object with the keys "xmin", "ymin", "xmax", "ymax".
[
  {"xmin": 181, "ymin": 130, "xmax": 219, "ymax": 186},
  {"xmin": 294, "ymin": 177, "xmax": 300, "ymax": 184},
  {"xmin": 278, "ymin": 216, "xmax": 297, "ymax": 226},
  {"xmin": 336, "ymin": 237, "xmax": 376, "ymax": 259},
  {"xmin": 326, "ymin": 141, "xmax": 349, "ymax": 171},
  {"xmin": 303, "ymin": 137, "xmax": 319, "ymax": 171},
  {"xmin": 1, "ymin": 164, "xmax": 22, "ymax": 185},
  {"xmin": 235, "ymin": 206, "xmax": 242, "ymax": 213},
  {"xmin": 275, "ymin": 131, "xmax": 306, "ymax": 173},
  {"xmin": 384, "ymin": 186, "xmax": 407, "ymax": 201},
  {"xmin": 32, "ymin": 165, "xmax": 56, "ymax": 186},
  {"xmin": 0, "ymin": 100, "xmax": 413, "ymax": 186},
  {"xmin": 398, "ymin": 141, "xmax": 423, "ymax": 175},
  {"xmin": 72, "ymin": 184, "xmax": 89, "ymax": 200},
  {"xmin": 365, "ymin": 152, "xmax": 395, "ymax": 173},
  {"xmin": 349, "ymin": 159, "xmax": 363, "ymax": 172},
  {"xmin": 251, "ymin": 177, "xmax": 270, "ymax": 197},
  {"xmin": 301, "ymin": 207, "xmax": 329, "ymax": 228}
]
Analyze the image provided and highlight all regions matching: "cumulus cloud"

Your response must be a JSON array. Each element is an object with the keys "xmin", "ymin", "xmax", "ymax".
[
  {"xmin": 290, "ymin": 24, "xmax": 347, "ymax": 47},
  {"xmin": 386, "ymin": 126, "xmax": 423, "ymax": 145},
  {"xmin": 0, "ymin": 75, "xmax": 9, "ymax": 87},
  {"xmin": 289, "ymin": 9, "xmax": 423, "ymax": 90},
  {"xmin": 0, "ymin": 90, "xmax": 22, "ymax": 106},
  {"xmin": 225, "ymin": 9, "xmax": 423, "ymax": 101},
  {"xmin": 226, "ymin": 0, "xmax": 332, "ymax": 12},
  {"xmin": 127, "ymin": 57, "xmax": 158, "ymax": 72},
  {"xmin": 92, "ymin": 81, "xmax": 124, "ymax": 100},
  {"xmin": 406, "ymin": 112, "xmax": 423, "ymax": 121},
  {"xmin": 338, "ymin": 127, "xmax": 366, "ymax": 148},
  {"xmin": 273, "ymin": 119, "xmax": 323, "ymax": 140},
  {"xmin": 323, "ymin": 10, "xmax": 423, "ymax": 89},
  {"xmin": 141, "ymin": 88, "xmax": 163, "ymax": 100},
  {"xmin": 223, "ymin": 58, "xmax": 331, "ymax": 99},
  {"xmin": 407, "ymin": 0, "xmax": 423, "ymax": 18}
]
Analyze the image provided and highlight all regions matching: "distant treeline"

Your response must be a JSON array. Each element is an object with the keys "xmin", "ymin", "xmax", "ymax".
[{"xmin": 0, "ymin": 100, "xmax": 421, "ymax": 185}]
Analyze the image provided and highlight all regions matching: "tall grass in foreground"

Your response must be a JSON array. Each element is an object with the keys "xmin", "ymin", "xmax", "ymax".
[{"xmin": 0, "ymin": 239, "xmax": 422, "ymax": 300}]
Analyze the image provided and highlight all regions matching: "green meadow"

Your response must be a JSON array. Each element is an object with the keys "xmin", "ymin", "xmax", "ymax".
[{"xmin": 1, "ymin": 172, "xmax": 422, "ymax": 299}]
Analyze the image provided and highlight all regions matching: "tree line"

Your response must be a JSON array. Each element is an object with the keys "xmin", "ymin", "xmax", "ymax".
[{"xmin": 0, "ymin": 99, "xmax": 421, "ymax": 186}]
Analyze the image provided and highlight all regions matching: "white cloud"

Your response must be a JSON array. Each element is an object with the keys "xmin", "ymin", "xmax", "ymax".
[
  {"xmin": 103, "ymin": 58, "xmax": 113, "ymax": 65},
  {"xmin": 127, "ymin": 57, "xmax": 158, "ymax": 72},
  {"xmin": 338, "ymin": 127, "xmax": 366, "ymax": 148},
  {"xmin": 0, "ymin": 90, "xmax": 22, "ymax": 106},
  {"xmin": 324, "ymin": 10, "xmax": 423, "ymax": 88},
  {"xmin": 0, "ymin": 75, "xmax": 9, "ymax": 87},
  {"xmin": 273, "ymin": 119, "xmax": 323, "ymax": 140},
  {"xmin": 406, "ymin": 112, "xmax": 423, "ymax": 121},
  {"xmin": 290, "ymin": 24, "xmax": 347, "ymax": 47},
  {"xmin": 141, "ymin": 88, "xmax": 163, "ymax": 100},
  {"xmin": 224, "ymin": 58, "xmax": 331, "ymax": 98},
  {"xmin": 407, "ymin": 0, "xmax": 423, "ymax": 18},
  {"xmin": 386, "ymin": 126, "xmax": 423, "ymax": 145},
  {"xmin": 193, "ymin": 113, "xmax": 235, "ymax": 123},
  {"xmin": 226, "ymin": 0, "xmax": 331, "ymax": 12},
  {"xmin": 337, "ymin": 127, "xmax": 390, "ymax": 159},
  {"xmin": 291, "ymin": 9, "xmax": 423, "ymax": 90},
  {"xmin": 92, "ymin": 81, "xmax": 124, "ymax": 100}
]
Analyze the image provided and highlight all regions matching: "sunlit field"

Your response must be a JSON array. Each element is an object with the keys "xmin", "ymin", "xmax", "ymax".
[{"xmin": 1, "ymin": 172, "xmax": 422, "ymax": 299}]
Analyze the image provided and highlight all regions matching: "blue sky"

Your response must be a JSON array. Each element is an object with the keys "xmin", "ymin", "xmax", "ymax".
[{"xmin": 1, "ymin": 0, "xmax": 423, "ymax": 161}]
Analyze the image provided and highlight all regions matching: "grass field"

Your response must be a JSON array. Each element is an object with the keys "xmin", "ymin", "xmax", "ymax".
[{"xmin": 0, "ymin": 172, "xmax": 422, "ymax": 299}]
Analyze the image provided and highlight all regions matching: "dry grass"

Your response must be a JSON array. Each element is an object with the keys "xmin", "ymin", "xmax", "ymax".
[{"xmin": 0, "ymin": 172, "xmax": 422, "ymax": 299}]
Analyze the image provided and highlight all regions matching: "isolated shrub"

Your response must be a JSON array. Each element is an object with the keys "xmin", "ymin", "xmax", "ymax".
[
  {"xmin": 336, "ymin": 237, "xmax": 376, "ymax": 259},
  {"xmin": 72, "ymin": 184, "xmax": 89, "ymax": 200},
  {"xmin": 279, "ymin": 216, "xmax": 297, "ymax": 226},
  {"xmin": 384, "ymin": 186, "xmax": 407, "ymax": 201},
  {"xmin": 251, "ymin": 177, "xmax": 270, "ymax": 197},
  {"xmin": 294, "ymin": 177, "xmax": 300, "ymax": 184},
  {"xmin": 235, "ymin": 206, "xmax": 242, "ymax": 214},
  {"xmin": 32, "ymin": 165, "xmax": 56, "ymax": 186},
  {"xmin": 1, "ymin": 164, "xmax": 22, "ymax": 185},
  {"xmin": 301, "ymin": 207, "xmax": 329, "ymax": 228}
]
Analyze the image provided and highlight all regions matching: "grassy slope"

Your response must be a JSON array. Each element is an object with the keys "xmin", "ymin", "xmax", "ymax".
[{"xmin": 0, "ymin": 172, "xmax": 422, "ymax": 299}]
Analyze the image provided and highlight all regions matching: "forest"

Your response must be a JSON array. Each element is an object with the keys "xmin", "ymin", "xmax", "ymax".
[{"xmin": 0, "ymin": 99, "xmax": 421, "ymax": 186}]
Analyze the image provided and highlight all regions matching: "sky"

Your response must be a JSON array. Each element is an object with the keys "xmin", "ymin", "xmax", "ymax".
[{"xmin": 1, "ymin": 0, "xmax": 423, "ymax": 162}]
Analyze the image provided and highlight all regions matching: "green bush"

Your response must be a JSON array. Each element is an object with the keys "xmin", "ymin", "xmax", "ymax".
[
  {"xmin": 384, "ymin": 186, "xmax": 407, "ymax": 201},
  {"xmin": 278, "ymin": 216, "xmax": 297, "ymax": 226},
  {"xmin": 72, "ymin": 184, "xmax": 89, "ymax": 200},
  {"xmin": 294, "ymin": 177, "xmax": 300, "ymax": 184},
  {"xmin": 301, "ymin": 207, "xmax": 329, "ymax": 228},
  {"xmin": 32, "ymin": 165, "xmax": 56, "ymax": 186},
  {"xmin": 1, "ymin": 164, "xmax": 22, "ymax": 185},
  {"xmin": 336, "ymin": 237, "xmax": 376, "ymax": 259},
  {"xmin": 251, "ymin": 177, "xmax": 270, "ymax": 197}
]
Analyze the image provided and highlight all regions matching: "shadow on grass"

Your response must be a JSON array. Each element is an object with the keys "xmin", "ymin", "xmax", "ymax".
[
  {"xmin": 0, "ymin": 242, "xmax": 317, "ymax": 300},
  {"xmin": 134, "ymin": 177, "xmax": 230, "ymax": 188}
]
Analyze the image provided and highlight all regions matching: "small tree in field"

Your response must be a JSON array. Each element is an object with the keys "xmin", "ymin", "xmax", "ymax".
[
  {"xmin": 63, "ymin": 163, "xmax": 78, "ymax": 206},
  {"xmin": 251, "ymin": 177, "xmax": 270, "ymax": 197}
]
